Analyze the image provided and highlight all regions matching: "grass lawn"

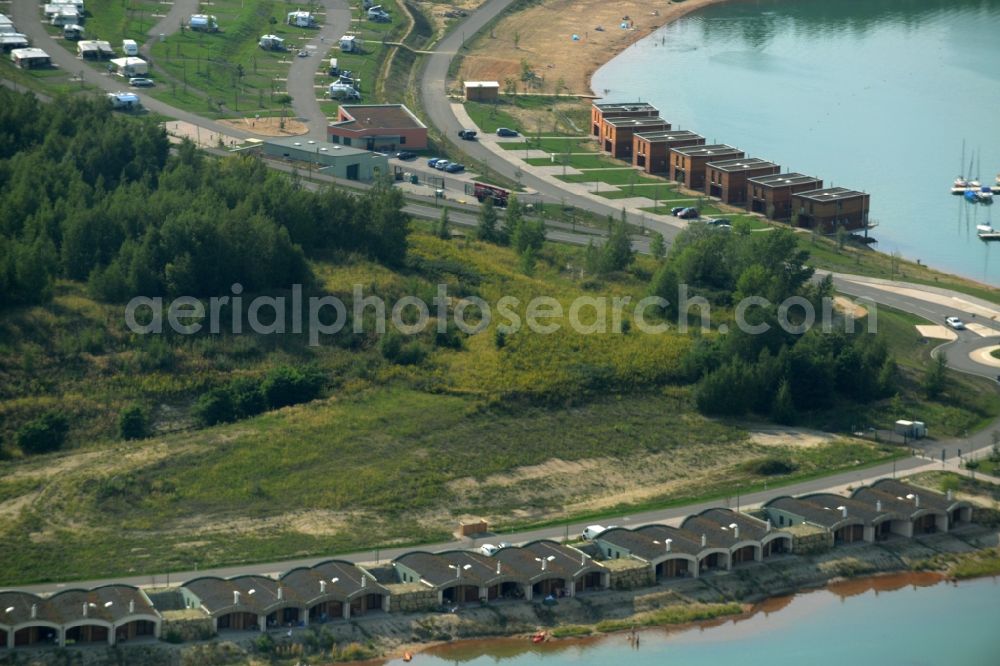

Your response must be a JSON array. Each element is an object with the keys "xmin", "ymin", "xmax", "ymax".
[
  {"xmin": 597, "ymin": 184, "xmax": 691, "ymax": 202},
  {"xmin": 557, "ymin": 168, "xmax": 664, "ymax": 187},
  {"xmin": 498, "ymin": 137, "xmax": 599, "ymax": 153},
  {"xmin": 58, "ymin": 0, "xmax": 159, "ymax": 45},
  {"xmin": 464, "ymin": 100, "xmax": 522, "ymax": 134},
  {"xmin": 524, "ymin": 154, "xmax": 622, "ymax": 169}
]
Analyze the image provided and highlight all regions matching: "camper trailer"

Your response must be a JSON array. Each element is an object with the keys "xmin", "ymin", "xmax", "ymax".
[
  {"xmin": 77, "ymin": 40, "xmax": 114, "ymax": 59},
  {"xmin": 63, "ymin": 24, "xmax": 83, "ymax": 40},
  {"xmin": 10, "ymin": 47, "xmax": 50, "ymax": 68},
  {"xmin": 286, "ymin": 11, "xmax": 316, "ymax": 28},
  {"xmin": 339, "ymin": 35, "xmax": 359, "ymax": 53},
  {"xmin": 109, "ymin": 56, "xmax": 148, "ymax": 77},
  {"xmin": 189, "ymin": 14, "xmax": 218, "ymax": 32},
  {"xmin": 328, "ymin": 82, "xmax": 360, "ymax": 100},
  {"xmin": 107, "ymin": 91, "xmax": 140, "ymax": 110},
  {"xmin": 49, "ymin": 7, "xmax": 81, "ymax": 27},
  {"xmin": 0, "ymin": 34, "xmax": 30, "ymax": 53},
  {"xmin": 258, "ymin": 34, "xmax": 285, "ymax": 50},
  {"xmin": 328, "ymin": 57, "xmax": 339, "ymax": 76},
  {"xmin": 367, "ymin": 5, "xmax": 390, "ymax": 22},
  {"xmin": 122, "ymin": 39, "xmax": 138, "ymax": 56}
]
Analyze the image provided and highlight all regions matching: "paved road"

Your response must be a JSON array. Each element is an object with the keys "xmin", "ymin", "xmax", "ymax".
[
  {"xmin": 144, "ymin": 0, "xmax": 198, "ymax": 47},
  {"xmin": 829, "ymin": 272, "xmax": 1000, "ymax": 379},
  {"xmin": 285, "ymin": 0, "xmax": 352, "ymax": 139},
  {"xmin": 418, "ymin": 0, "xmax": 668, "ymax": 227}
]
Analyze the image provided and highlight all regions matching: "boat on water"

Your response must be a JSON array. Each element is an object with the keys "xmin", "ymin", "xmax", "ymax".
[
  {"xmin": 979, "ymin": 186, "xmax": 994, "ymax": 203},
  {"xmin": 977, "ymin": 225, "xmax": 1000, "ymax": 241}
]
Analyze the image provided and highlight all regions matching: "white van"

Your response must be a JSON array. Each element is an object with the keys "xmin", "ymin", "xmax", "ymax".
[
  {"xmin": 581, "ymin": 525, "xmax": 607, "ymax": 541},
  {"xmin": 122, "ymin": 39, "xmax": 138, "ymax": 56}
]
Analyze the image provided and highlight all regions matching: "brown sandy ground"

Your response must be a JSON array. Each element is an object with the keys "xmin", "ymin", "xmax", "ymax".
[{"xmin": 457, "ymin": 0, "xmax": 736, "ymax": 96}]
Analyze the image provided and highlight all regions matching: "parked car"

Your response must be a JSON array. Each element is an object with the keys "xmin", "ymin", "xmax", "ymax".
[
  {"xmin": 945, "ymin": 316, "xmax": 966, "ymax": 330},
  {"xmin": 444, "ymin": 162, "xmax": 465, "ymax": 173},
  {"xmin": 458, "ymin": 129, "xmax": 478, "ymax": 140},
  {"xmin": 427, "ymin": 157, "xmax": 443, "ymax": 167},
  {"xmin": 128, "ymin": 77, "xmax": 154, "ymax": 87},
  {"xmin": 670, "ymin": 206, "xmax": 686, "ymax": 216},
  {"xmin": 478, "ymin": 544, "xmax": 499, "ymax": 556},
  {"xmin": 708, "ymin": 218, "xmax": 731, "ymax": 226},
  {"xmin": 496, "ymin": 127, "xmax": 519, "ymax": 137},
  {"xmin": 395, "ymin": 151, "xmax": 416, "ymax": 160},
  {"xmin": 434, "ymin": 160, "xmax": 450, "ymax": 170},
  {"xmin": 677, "ymin": 207, "xmax": 700, "ymax": 219}
]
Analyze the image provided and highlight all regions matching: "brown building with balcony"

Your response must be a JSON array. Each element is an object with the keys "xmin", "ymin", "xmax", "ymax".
[
  {"xmin": 590, "ymin": 101, "xmax": 659, "ymax": 138},
  {"xmin": 669, "ymin": 144, "xmax": 743, "ymax": 190},
  {"xmin": 600, "ymin": 117, "xmax": 672, "ymax": 160},
  {"xmin": 705, "ymin": 158, "xmax": 781, "ymax": 205},
  {"xmin": 632, "ymin": 130, "xmax": 705, "ymax": 175},
  {"xmin": 790, "ymin": 187, "xmax": 870, "ymax": 232},
  {"xmin": 747, "ymin": 172, "xmax": 824, "ymax": 219}
]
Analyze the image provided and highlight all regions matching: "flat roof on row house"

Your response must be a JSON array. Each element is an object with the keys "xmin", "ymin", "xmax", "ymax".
[
  {"xmin": 602, "ymin": 116, "xmax": 670, "ymax": 129},
  {"xmin": 634, "ymin": 129, "xmax": 703, "ymax": 143},
  {"xmin": 793, "ymin": 186, "xmax": 867, "ymax": 202},
  {"xmin": 671, "ymin": 143, "xmax": 741, "ymax": 157},
  {"xmin": 334, "ymin": 104, "xmax": 426, "ymax": 130},
  {"xmin": 705, "ymin": 157, "xmax": 779, "ymax": 172},
  {"xmin": 748, "ymin": 172, "xmax": 822, "ymax": 188},
  {"xmin": 593, "ymin": 101, "xmax": 658, "ymax": 113}
]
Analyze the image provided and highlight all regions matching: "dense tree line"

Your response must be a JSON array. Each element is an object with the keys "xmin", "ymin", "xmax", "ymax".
[
  {"xmin": 0, "ymin": 90, "xmax": 410, "ymax": 309},
  {"xmin": 649, "ymin": 224, "xmax": 896, "ymax": 422}
]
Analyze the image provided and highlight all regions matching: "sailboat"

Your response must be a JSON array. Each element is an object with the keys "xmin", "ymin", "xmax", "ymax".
[
  {"xmin": 973, "ymin": 153, "xmax": 993, "ymax": 203},
  {"xmin": 952, "ymin": 141, "xmax": 981, "ymax": 192}
]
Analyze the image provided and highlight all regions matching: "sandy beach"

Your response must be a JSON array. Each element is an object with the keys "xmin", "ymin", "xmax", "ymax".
[{"xmin": 457, "ymin": 0, "xmax": 735, "ymax": 96}]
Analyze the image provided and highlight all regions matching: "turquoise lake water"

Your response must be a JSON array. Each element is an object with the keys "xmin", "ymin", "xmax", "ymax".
[
  {"xmin": 393, "ymin": 575, "xmax": 1000, "ymax": 665},
  {"xmin": 591, "ymin": 0, "xmax": 1000, "ymax": 285}
]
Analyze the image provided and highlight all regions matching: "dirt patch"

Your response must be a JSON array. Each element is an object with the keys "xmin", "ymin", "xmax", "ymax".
[
  {"xmin": 218, "ymin": 116, "xmax": 309, "ymax": 136},
  {"xmin": 172, "ymin": 509, "xmax": 354, "ymax": 538},
  {"xmin": 833, "ymin": 296, "xmax": 868, "ymax": 318},
  {"xmin": 915, "ymin": 324, "xmax": 957, "ymax": 341},
  {"xmin": 748, "ymin": 426, "xmax": 849, "ymax": 449},
  {"xmin": 457, "ymin": 0, "xmax": 735, "ymax": 95}
]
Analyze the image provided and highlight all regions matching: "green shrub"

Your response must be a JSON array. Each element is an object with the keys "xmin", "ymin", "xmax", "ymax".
[
  {"xmin": 194, "ymin": 388, "xmax": 236, "ymax": 426},
  {"xmin": 229, "ymin": 377, "xmax": 266, "ymax": 419},
  {"xmin": 16, "ymin": 411, "xmax": 69, "ymax": 454},
  {"xmin": 262, "ymin": 366, "xmax": 324, "ymax": 408},
  {"xmin": 255, "ymin": 632, "xmax": 275, "ymax": 654},
  {"xmin": 119, "ymin": 404, "xmax": 148, "ymax": 440},
  {"xmin": 744, "ymin": 457, "xmax": 798, "ymax": 476}
]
